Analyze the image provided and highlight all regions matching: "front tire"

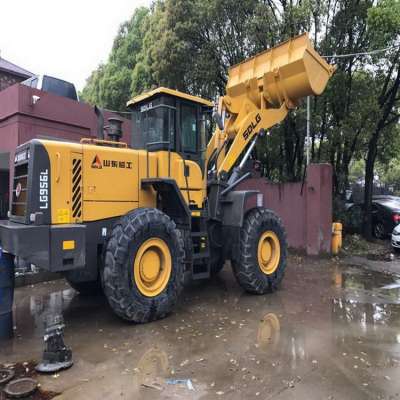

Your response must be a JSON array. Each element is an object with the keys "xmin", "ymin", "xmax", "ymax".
[
  {"xmin": 232, "ymin": 208, "xmax": 287, "ymax": 294},
  {"xmin": 102, "ymin": 208, "xmax": 185, "ymax": 323}
]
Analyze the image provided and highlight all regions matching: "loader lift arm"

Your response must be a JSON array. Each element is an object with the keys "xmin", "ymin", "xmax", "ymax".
[{"xmin": 206, "ymin": 32, "xmax": 335, "ymax": 180}]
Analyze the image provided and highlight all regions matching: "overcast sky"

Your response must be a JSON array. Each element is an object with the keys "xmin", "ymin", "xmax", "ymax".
[{"xmin": 0, "ymin": 0, "xmax": 150, "ymax": 91}]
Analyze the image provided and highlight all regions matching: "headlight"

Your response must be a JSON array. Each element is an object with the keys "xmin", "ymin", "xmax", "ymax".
[{"xmin": 14, "ymin": 149, "xmax": 29, "ymax": 163}]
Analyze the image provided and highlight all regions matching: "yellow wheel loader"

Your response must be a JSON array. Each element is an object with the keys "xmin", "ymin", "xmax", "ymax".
[{"xmin": 0, "ymin": 33, "xmax": 334, "ymax": 322}]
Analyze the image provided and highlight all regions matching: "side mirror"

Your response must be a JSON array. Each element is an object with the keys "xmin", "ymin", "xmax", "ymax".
[{"xmin": 213, "ymin": 112, "xmax": 224, "ymax": 131}]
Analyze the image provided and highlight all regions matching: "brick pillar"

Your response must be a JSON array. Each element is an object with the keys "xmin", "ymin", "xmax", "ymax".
[{"xmin": 305, "ymin": 164, "xmax": 333, "ymax": 255}]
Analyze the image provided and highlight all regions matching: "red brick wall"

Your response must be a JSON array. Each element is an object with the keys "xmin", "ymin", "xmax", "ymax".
[
  {"xmin": 0, "ymin": 84, "xmax": 132, "ymax": 146},
  {"xmin": 239, "ymin": 164, "xmax": 333, "ymax": 255}
]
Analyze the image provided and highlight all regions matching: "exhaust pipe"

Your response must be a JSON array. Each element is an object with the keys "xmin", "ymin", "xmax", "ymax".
[
  {"xmin": 107, "ymin": 117, "xmax": 123, "ymax": 142},
  {"xmin": 94, "ymin": 106, "xmax": 105, "ymax": 140}
]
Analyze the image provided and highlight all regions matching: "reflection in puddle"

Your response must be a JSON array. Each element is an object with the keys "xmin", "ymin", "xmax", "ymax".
[
  {"xmin": 381, "ymin": 279, "xmax": 400, "ymax": 290},
  {"xmin": 137, "ymin": 348, "xmax": 168, "ymax": 375},
  {"xmin": 333, "ymin": 266, "xmax": 400, "ymax": 304},
  {"xmin": 133, "ymin": 347, "xmax": 169, "ymax": 389},
  {"xmin": 256, "ymin": 312, "xmax": 307, "ymax": 370},
  {"xmin": 257, "ymin": 313, "xmax": 280, "ymax": 350},
  {"xmin": 332, "ymin": 266, "xmax": 400, "ymax": 345},
  {"xmin": 15, "ymin": 288, "xmax": 76, "ymax": 338},
  {"xmin": 333, "ymin": 298, "xmax": 395, "ymax": 328}
]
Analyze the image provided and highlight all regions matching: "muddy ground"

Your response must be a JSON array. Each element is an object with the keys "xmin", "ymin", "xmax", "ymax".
[{"xmin": 1, "ymin": 255, "xmax": 400, "ymax": 399}]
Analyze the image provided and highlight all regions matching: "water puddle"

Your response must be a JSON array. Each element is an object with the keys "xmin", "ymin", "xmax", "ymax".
[
  {"xmin": 9, "ymin": 287, "xmax": 77, "ymax": 343},
  {"xmin": 1, "ymin": 261, "xmax": 400, "ymax": 399},
  {"xmin": 332, "ymin": 265, "xmax": 400, "ymax": 350},
  {"xmin": 333, "ymin": 266, "xmax": 400, "ymax": 304}
]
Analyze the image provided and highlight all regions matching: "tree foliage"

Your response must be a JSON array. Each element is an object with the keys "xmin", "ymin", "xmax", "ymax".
[{"xmin": 81, "ymin": 7, "xmax": 149, "ymax": 110}]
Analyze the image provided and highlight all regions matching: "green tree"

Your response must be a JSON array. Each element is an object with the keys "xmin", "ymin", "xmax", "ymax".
[
  {"xmin": 81, "ymin": 7, "xmax": 149, "ymax": 109},
  {"xmin": 362, "ymin": 0, "xmax": 400, "ymax": 239}
]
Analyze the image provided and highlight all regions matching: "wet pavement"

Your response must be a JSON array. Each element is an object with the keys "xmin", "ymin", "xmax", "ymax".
[{"xmin": 1, "ymin": 256, "xmax": 400, "ymax": 399}]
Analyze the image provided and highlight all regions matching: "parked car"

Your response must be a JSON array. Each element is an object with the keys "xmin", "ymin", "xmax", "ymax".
[
  {"xmin": 21, "ymin": 75, "xmax": 79, "ymax": 101},
  {"xmin": 391, "ymin": 224, "xmax": 400, "ymax": 250},
  {"xmin": 345, "ymin": 196, "xmax": 400, "ymax": 239}
]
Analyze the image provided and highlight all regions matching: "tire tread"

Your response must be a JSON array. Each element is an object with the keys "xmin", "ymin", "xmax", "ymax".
[
  {"xmin": 102, "ymin": 208, "xmax": 185, "ymax": 323},
  {"xmin": 232, "ymin": 208, "xmax": 287, "ymax": 294}
]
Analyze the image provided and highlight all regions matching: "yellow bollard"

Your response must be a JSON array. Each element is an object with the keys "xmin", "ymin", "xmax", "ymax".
[{"xmin": 331, "ymin": 222, "xmax": 342, "ymax": 255}]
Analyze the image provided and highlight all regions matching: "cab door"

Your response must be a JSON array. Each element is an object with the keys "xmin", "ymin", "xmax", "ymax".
[{"xmin": 175, "ymin": 101, "xmax": 205, "ymax": 208}]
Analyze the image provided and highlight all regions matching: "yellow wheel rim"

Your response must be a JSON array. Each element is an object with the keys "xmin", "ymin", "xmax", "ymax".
[
  {"xmin": 257, "ymin": 231, "xmax": 281, "ymax": 275},
  {"xmin": 133, "ymin": 238, "xmax": 172, "ymax": 297}
]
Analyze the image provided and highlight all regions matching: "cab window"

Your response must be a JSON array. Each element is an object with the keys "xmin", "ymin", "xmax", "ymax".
[
  {"xmin": 145, "ymin": 106, "xmax": 175, "ymax": 146},
  {"xmin": 132, "ymin": 104, "xmax": 176, "ymax": 151},
  {"xmin": 181, "ymin": 103, "xmax": 197, "ymax": 153}
]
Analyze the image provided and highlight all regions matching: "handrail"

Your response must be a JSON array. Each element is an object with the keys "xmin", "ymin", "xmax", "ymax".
[{"xmin": 80, "ymin": 138, "xmax": 128, "ymax": 148}]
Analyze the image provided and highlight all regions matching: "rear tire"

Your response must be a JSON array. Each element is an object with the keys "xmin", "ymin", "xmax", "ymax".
[
  {"xmin": 232, "ymin": 208, "xmax": 287, "ymax": 294},
  {"xmin": 102, "ymin": 208, "xmax": 185, "ymax": 323}
]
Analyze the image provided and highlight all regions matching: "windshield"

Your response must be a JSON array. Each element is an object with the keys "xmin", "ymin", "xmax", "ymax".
[{"xmin": 132, "ymin": 104, "xmax": 175, "ymax": 151}]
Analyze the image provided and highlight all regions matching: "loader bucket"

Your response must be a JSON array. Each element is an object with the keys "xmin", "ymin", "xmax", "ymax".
[{"xmin": 226, "ymin": 33, "xmax": 335, "ymax": 109}]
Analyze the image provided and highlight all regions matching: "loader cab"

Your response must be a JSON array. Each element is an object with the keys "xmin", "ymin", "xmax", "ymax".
[{"xmin": 128, "ymin": 87, "xmax": 213, "ymax": 170}]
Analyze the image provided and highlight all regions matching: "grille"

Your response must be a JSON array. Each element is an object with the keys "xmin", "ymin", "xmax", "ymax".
[
  {"xmin": 72, "ymin": 157, "xmax": 82, "ymax": 219},
  {"xmin": 11, "ymin": 162, "xmax": 29, "ymax": 217}
]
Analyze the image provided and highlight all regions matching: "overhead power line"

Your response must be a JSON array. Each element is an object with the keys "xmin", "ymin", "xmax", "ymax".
[{"xmin": 322, "ymin": 44, "xmax": 400, "ymax": 59}]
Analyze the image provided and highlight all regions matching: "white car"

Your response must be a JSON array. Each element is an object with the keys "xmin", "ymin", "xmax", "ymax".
[{"xmin": 391, "ymin": 224, "xmax": 400, "ymax": 250}]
